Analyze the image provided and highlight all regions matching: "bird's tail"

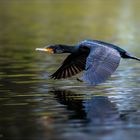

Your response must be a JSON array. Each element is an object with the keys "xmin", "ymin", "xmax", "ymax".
[
  {"xmin": 125, "ymin": 52, "xmax": 140, "ymax": 61},
  {"xmin": 129, "ymin": 56, "xmax": 140, "ymax": 61}
]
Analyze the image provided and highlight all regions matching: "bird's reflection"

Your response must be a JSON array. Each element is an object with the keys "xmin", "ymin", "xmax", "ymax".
[
  {"xmin": 51, "ymin": 89, "xmax": 86, "ymax": 120},
  {"xmin": 51, "ymin": 88, "xmax": 121, "ymax": 124},
  {"xmin": 84, "ymin": 96, "xmax": 120, "ymax": 124}
]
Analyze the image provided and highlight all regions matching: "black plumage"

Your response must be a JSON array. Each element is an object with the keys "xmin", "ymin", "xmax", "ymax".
[{"xmin": 36, "ymin": 40, "xmax": 140, "ymax": 85}]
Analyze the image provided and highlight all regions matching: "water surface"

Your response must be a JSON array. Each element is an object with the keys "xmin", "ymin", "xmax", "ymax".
[{"xmin": 0, "ymin": 0, "xmax": 140, "ymax": 140}]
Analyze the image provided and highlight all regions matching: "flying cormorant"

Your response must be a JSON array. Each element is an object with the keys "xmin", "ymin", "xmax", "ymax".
[{"xmin": 36, "ymin": 40, "xmax": 140, "ymax": 85}]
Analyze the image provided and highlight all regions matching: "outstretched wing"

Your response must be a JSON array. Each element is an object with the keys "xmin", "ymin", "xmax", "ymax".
[
  {"xmin": 51, "ymin": 51, "xmax": 89, "ymax": 79},
  {"xmin": 82, "ymin": 46, "xmax": 121, "ymax": 85}
]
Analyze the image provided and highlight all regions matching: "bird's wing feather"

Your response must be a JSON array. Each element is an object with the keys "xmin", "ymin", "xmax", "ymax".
[
  {"xmin": 82, "ymin": 46, "xmax": 121, "ymax": 85},
  {"xmin": 51, "ymin": 51, "xmax": 89, "ymax": 79}
]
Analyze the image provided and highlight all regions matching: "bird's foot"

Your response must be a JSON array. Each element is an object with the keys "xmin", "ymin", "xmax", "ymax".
[{"xmin": 76, "ymin": 78, "xmax": 83, "ymax": 82}]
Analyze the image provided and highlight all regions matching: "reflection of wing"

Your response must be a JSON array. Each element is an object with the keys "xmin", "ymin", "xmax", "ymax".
[
  {"xmin": 51, "ymin": 51, "xmax": 89, "ymax": 79},
  {"xmin": 82, "ymin": 46, "xmax": 121, "ymax": 85}
]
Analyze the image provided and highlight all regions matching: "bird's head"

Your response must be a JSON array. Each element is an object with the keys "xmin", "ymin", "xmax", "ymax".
[
  {"xmin": 36, "ymin": 44, "xmax": 78, "ymax": 54},
  {"xmin": 36, "ymin": 45, "xmax": 64, "ymax": 54}
]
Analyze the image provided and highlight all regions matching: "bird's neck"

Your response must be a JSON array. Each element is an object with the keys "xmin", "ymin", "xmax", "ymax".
[{"xmin": 60, "ymin": 45, "xmax": 78, "ymax": 53}]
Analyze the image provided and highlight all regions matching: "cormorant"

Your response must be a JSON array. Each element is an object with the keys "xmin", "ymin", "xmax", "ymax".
[{"xmin": 36, "ymin": 40, "xmax": 140, "ymax": 85}]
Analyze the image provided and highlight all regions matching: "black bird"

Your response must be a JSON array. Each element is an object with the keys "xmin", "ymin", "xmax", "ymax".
[{"xmin": 36, "ymin": 40, "xmax": 140, "ymax": 85}]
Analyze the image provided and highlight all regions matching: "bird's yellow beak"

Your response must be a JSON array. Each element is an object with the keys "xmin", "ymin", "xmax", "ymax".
[{"xmin": 35, "ymin": 48, "xmax": 54, "ymax": 54}]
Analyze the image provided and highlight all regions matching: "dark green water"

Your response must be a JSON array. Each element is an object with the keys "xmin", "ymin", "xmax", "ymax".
[{"xmin": 0, "ymin": 0, "xmax": 140, "ymax": 140}]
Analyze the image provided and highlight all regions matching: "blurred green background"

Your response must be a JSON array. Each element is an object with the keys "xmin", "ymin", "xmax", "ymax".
[{"xmin": 1, "ymin": 0, "xmax": 140, "ymax": 47}]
